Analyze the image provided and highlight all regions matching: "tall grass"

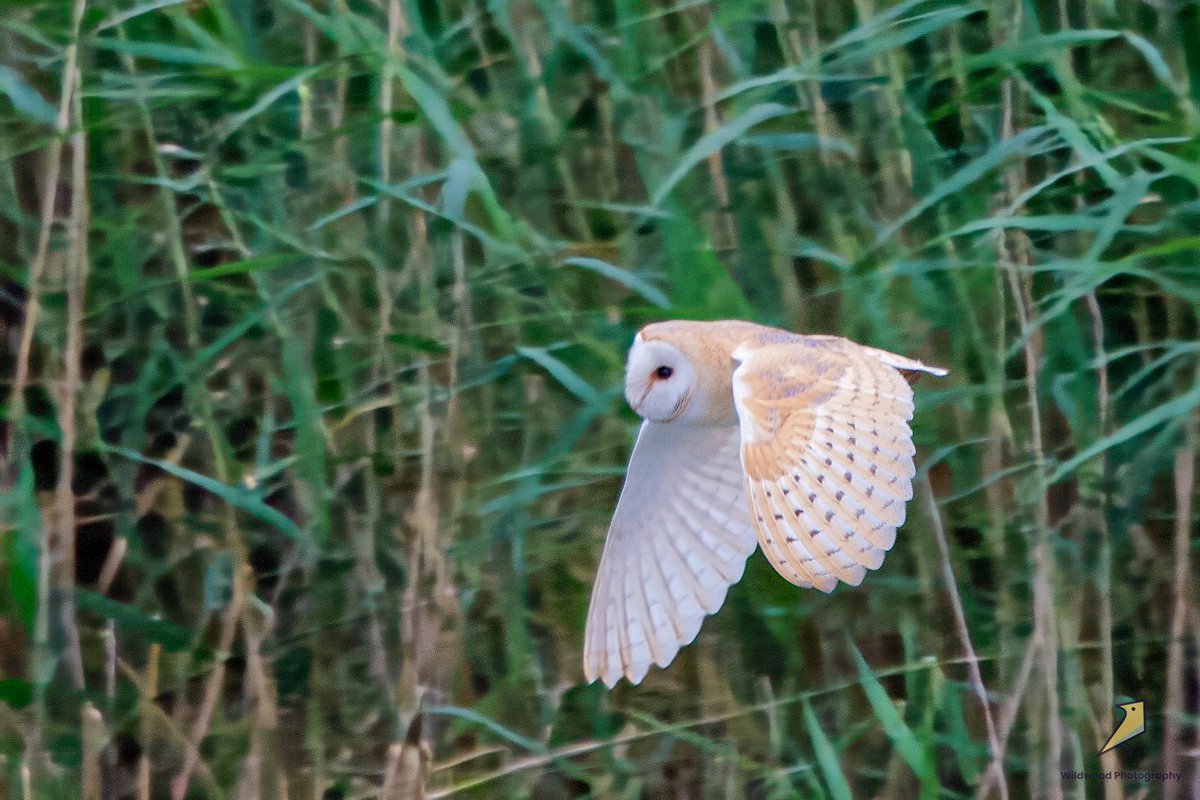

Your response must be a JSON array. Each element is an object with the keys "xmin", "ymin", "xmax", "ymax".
[{"xmin": 1, "ymin": 0, "xmax": 1198, "ymax": 797}]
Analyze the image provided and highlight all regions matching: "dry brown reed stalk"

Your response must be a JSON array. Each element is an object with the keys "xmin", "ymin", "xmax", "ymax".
[
  {"xmin": 921, "ymin": 478, "xmax": 1008, "ymax": 800},
  {"xmin": 52, "ymin": 28, "xmax": 92, "ymax": 695},
  {"xmin": 387, "ymin": 16, "xmax": 459, "ymax": 709},
  {"xmin": 1190, "ymin": 605, "xmax": 1200, "ymax": 798},
  {"xmin": 95, "ymin": 536, "xmax": 126, "ymax": 598},
  {"xmin": 397, "ymin": 122, "xmax": 428, "ymax": 707},
  {"xmin": 406, "ymin": 291, "xmax": 446, "ymax": 696},
  {"xmin": 999, "ymin": 211, "xmax": 1061, "ymax": 799},
  {"xmin": 1054, "ymin": 0, "xmax": 1112, "ymax": 773},
  {"xmin": 789, "ymin": 0, "xmax": 838, "ymax": 169},
  {"xmin": 995, "ymin": 40, "xmax": 1062, "ymax": 796},
  {"xmin": 171, "ymin": 565, "xmax": 249, "ymax": 800},
  {"xmin": 849, "ymin": 0, "xmax": 913, "ymax": 210},
  {"xmin": 761, "ymin": 1, "xmax": 812, "ymax": 332},
  {"xmin": 348, "ymin": 0, "xmax": 409, "ymax": 716},
  {"xmin": 761, "ymin": 160, "xmax": 807, "ymax": 331},
  {"xmin": 512, "ymin": 7, "xmax": 590, "ymax": 240},
  {"xmin": 439, "ymin": 240, "xmax": 470, "ymax": 717},
  {"xmin": 20, "ymin": 1, "xmax": 90, "ymax": 784},
  {"xmin": 241, "ymin": 595, "xmax": 285, "ymax": 800},
  {"xmin": 116, "ymin": 651, "xmax": 221, "ymax": 797},
  {"xmin": 695, "ymin": 8, "xmax": 736, "ymax": 253},
  {"xmin": 1084, "ymin": 290, "xmax": 1123, "ymax": 800},
  {"xmin": 81, "ymin": 703, "xmax": 105, "ymax": 800},
  {"xmin": 137, "ymin": 643, "xmax": 161, "ymax": 800},
  {"xmin": 975, "ymin": 639, "xmax": 1039, "ymax": 800},
  {"xmin": 377, "ymin": 0, "xmax": 407, "ymax": 228},
  {"xmin": 424, "ymin": 740, "xmax": 624, "ymax": 800},
  {"xmin": 381, "ymin": 713, "xmax": 430, "ymax": 800},
  {"xmin": 103, "ymin": 620, "xmax": 115, "ymax": 732},
  {"xmin": 377, "ymin": 1, "xmax": 431, "ymax": 722},
  {"xmin": 131, "ymin": 434, "xmax": 191, "ymax": 517},
  {"xmin": 985, "ymin": 274, "xmax": 1017, "ymax": 688},
  {"xmin": 1162, "ymin": 417, "xmax": 1197, "ymax": 800},
  {"xmin": 697, "ymin": 30, "xmax": 729, "ymax": 210},
  {"xmin": 5, "ymin": 0, "xmax": 88, "ymax": 430}
]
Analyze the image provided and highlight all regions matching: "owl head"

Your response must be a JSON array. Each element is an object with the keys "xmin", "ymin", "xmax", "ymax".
[{"xmin": 623, "ymin": 332, "xmax": 698, "ymax": 423}]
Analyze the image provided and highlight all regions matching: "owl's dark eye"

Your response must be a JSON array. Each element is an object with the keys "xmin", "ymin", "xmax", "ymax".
[{"xmin": 655, "ymin": 365, "xmax": 673, "ymax": 379}]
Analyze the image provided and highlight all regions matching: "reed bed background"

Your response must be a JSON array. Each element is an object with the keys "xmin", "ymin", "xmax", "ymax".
[{"xmin": 1, "ymin": 0, "xmax": 1199, "ymax": 797}]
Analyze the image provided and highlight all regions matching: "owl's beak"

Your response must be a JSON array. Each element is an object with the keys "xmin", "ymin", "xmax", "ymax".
[{"xmin": 631, "ymin": 383, "xmax": 652, "ymax": 413}]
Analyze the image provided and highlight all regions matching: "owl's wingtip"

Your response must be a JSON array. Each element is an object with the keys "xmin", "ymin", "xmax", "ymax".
[{"xmin": 898, "ymin": 363, "xmax": 949, "ymax": 385}]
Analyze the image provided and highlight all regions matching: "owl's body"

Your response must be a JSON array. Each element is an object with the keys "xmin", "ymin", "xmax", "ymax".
[{"xmin": 584, "ymin": 320, "xmax": 947, "ymax": 687}]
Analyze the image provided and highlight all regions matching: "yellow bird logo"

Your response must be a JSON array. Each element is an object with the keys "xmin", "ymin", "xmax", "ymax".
[{"xmin": 1099, "ymin": 701, "xmax": 1145, "ymax": 755}]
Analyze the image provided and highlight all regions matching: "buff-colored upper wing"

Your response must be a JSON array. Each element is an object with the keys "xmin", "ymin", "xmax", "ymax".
[
  {"xmin": 730, "ymin": 338, "xmax": 946, "ymax": 591},
  {"xmin": 583, "ymin": 420, "xmax": 757, "ymax": 687}
]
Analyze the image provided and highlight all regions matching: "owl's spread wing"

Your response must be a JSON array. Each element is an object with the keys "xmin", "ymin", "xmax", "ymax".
[
  {"xmin": 731, "ymin": 339, "xmax": 941, "ymax": 592},
  {"xmin": 584, "ymin": 420, "xmax": 757, "ymax": 687}
]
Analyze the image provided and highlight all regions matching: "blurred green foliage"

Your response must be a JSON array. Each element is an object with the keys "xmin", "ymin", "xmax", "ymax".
[{"xmin": 1, "ymin": 0, "xmax": 1198, "ymax": 798}]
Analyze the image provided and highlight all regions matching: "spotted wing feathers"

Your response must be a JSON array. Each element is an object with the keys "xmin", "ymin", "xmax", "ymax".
[
  {"xmin": 583, "ymin": 421, "xmax": 757, "ymax": 687},
  {"xmin": 732, "ymin": 338, "xmax": 940, "ymax": 591}
]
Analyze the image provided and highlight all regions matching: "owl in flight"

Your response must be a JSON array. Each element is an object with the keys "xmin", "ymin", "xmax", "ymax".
[{"xmin": 584, "ymin": 320, "xmax": 947, "ymax": 687}]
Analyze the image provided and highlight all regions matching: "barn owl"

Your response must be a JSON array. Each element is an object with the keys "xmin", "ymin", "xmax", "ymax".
[{"xmin": 583, "ymin": 320, "xmax": 947, "ymax": 687}]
